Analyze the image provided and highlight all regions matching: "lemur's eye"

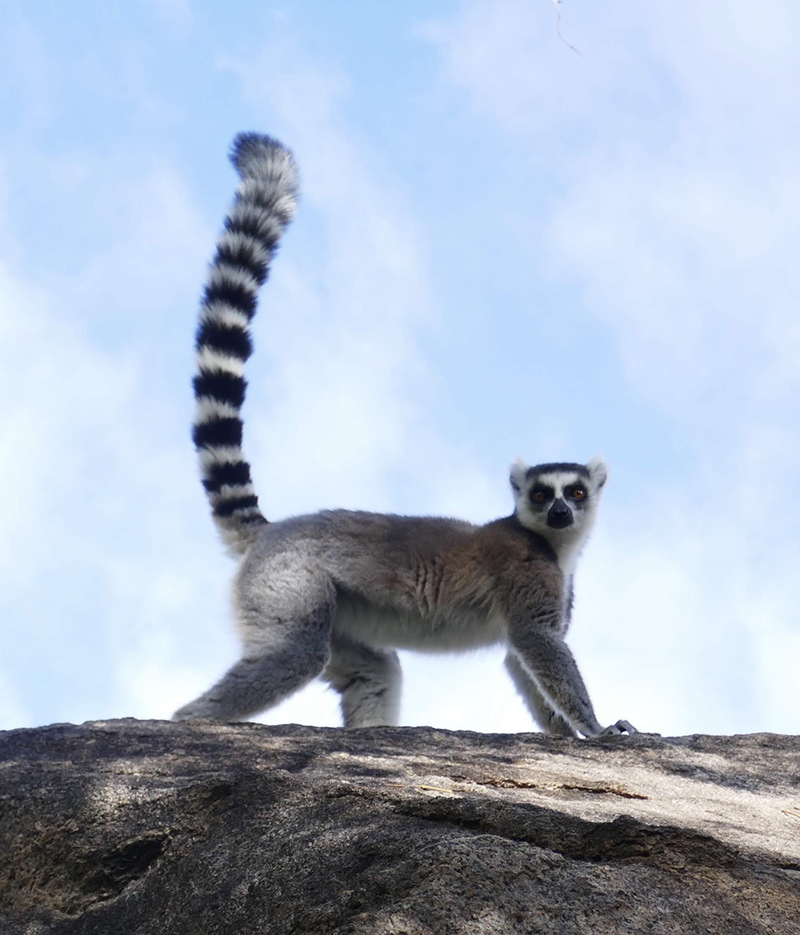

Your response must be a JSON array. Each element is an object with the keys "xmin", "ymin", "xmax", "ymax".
[
  {"xmin": 571, "ymin": 488, "xmax": 586, "ymax": 501},
  {"xmin": 531, "ymin": 490, "xmax": 547, "ymax": 503}
]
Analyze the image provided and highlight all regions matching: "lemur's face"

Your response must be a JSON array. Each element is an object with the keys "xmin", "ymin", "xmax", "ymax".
[{"xmin": 509, "ymin": 458, "xmax": 608, "ymax": 541}]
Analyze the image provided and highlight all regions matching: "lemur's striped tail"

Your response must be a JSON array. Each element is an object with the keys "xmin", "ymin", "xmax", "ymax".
[{"xmin": 192, "ymin": 133, "xmax": 299, "ymax": 556}]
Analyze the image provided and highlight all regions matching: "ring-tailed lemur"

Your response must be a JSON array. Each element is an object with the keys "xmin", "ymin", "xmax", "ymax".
[{"xmin": 173, "ymin": 132, "xmax": 635, "ymax": 738}]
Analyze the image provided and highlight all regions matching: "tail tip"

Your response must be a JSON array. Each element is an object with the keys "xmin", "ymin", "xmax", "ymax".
[{"xmin": 230, "ymin": 132, "xmax": 299, "ymax": 192}]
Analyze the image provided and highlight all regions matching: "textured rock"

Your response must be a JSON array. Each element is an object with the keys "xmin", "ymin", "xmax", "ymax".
[{"xmin": 0, "ymin": 720, "xmax": 799, "ymax": 934}]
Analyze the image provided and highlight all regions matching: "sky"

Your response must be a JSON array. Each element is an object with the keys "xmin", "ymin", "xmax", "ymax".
[{"xmin": 1, "ymin": 0, "xmax": 798, "ymax": 738}]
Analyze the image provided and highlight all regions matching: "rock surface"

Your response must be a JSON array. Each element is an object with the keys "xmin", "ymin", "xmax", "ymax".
[{"xmin": 0, "ymin": 720, "xmax": 798, "ymax": 934}]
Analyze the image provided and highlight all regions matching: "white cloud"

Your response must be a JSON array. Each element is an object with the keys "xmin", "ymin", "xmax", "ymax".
[
  {"xmin": 425, "ymin": 0, "xmax": 800, "ymax": 415},
  {"xmin": 547, "ymin": 152, "xmax": 800, "ymax": 420},
  {"xmin": 421, "ymin": 0, "xmax": 626, "ymax": 131}
]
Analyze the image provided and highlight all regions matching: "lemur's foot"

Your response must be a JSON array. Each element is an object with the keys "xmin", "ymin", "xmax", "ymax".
[{"xmin": 600, "ymin": 719, "xmax": 637, "ymax": 736}]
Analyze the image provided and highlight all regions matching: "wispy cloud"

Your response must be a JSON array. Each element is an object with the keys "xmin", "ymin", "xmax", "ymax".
[{"xmin": 0, "ymin": 142, "xmax": 228, "ymax": 724}]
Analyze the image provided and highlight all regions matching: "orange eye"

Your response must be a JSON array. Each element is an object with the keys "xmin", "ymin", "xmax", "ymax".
[
  {"xmin": 532, "ymin": 491, "xmax": 546, "ymax": 503},
  {"xmin": 571, "ymin": 488, "xmax": 586, "ymax": 501}
]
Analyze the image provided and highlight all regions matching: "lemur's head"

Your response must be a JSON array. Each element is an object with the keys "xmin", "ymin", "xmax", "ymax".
[{"xmin": 509, "ymin": 456, "xmax": 608, "ymax": 548}]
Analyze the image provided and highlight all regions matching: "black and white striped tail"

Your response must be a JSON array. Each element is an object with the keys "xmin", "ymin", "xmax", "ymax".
[{"xmin": 193, "ymin": 133, "xmax": 299, "ymax": 555}]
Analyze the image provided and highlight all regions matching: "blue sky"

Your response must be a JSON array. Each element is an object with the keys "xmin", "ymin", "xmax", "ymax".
[{"xmin": 1, "ymin": 0, "xmax": 798, "ymax": 736}]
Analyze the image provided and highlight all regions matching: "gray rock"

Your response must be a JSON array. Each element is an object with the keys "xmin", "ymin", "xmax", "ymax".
[{"xmin": 0, "ymin": 720, "xmax": 798, "ymax": 934}]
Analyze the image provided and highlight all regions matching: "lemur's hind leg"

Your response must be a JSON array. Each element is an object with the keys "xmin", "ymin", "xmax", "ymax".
[
  {"xmin": 173, "ymin": 568, "xmax": 335, "ymax": 722},
  {"xmin": 324, "ymin": 634, "xmax": 402, "ymax": 727},
  {"xmin": 504, "ymin": 652, "xmax": 576, "ymax": 737}
]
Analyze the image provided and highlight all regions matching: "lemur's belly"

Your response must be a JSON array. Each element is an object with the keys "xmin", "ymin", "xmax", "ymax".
[{"xmin": 333, "ymin": 593, "xmax": 504, "ymax": 653}]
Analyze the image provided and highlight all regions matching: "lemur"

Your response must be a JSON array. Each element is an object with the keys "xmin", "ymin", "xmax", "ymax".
[{"xmin": 173, "ymin": 132, "xmax": 635, "ymax": 738}]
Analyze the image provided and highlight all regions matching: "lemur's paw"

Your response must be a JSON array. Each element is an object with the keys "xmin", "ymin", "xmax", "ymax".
[{"xmin": 600, "ymin": 719, "xmax": 637, "ymax": 736}]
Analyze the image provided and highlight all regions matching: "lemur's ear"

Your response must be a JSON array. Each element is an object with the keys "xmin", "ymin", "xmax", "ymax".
[
  {"xmin": 509, "ymin": 457, "xmax": 529, "ymax": 493},
  {"xmin": 586, "ymin": 455, "xmax": 608, "ymax": 489}
]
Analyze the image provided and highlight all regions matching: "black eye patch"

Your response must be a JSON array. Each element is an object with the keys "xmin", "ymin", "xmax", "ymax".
[{"xmin": 529, "ymin": 484, "xmax": 554, "ymax": 504}]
